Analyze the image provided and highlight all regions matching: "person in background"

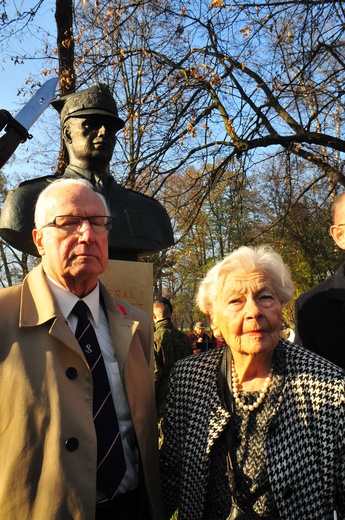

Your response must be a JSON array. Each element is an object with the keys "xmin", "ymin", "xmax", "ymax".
[
  {"xmin": 286, "ymin": 326, "xmax": 295, "ymax": 343},
  {"xmin": 189, "ymin": 321, "xmax": 210, "ymax": 353},
  {"xmin": 0, "ymin": 178, "xmax": 162, "ymax": 520},
  {"xmin": 208, "ymin": 330, "xmax": 221, "ymax": 349},
  {"xmin": 279, "ymin": 322, "xmax": 295, "ymax": 343},
  {"xmin": 295, "ymin": 191, "xmax": 345, "ymax": 369},
  {"xmin": 153, "ymin": 296, "xmax": 192, "ymax": 447},
  {"xmin": 160, "ymin": 245, "xmax": 345, "ymax": 520}
]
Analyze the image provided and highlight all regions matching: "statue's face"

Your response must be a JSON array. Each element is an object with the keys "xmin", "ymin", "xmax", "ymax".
[{"xmin": 64, "ymin": 115, "xmax": 118, "ymax": 166}]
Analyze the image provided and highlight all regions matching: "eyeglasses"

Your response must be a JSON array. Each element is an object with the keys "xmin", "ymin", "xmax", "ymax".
[{"xmin": 41, "ymin": 215, "xmax": 113, "ymax": 233}]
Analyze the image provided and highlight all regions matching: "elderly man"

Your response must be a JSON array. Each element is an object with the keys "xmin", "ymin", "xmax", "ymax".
[
  {"xmin": 189, "ymin": 321, "xmax": 210, "ymax": 354},
  {"xmin": 0, "ymin": 83, "xmax": 174, "ymax": 260},
  {"xmin": 295, "ymin": 192, "xmax": 345, "ymax": 369},
  {"xmin": 0, "ymin": 178, "xmax": 162, "ymax": 520}
]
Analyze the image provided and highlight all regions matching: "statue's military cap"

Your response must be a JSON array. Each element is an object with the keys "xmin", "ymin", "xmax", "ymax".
[{"xmin": 51, "ymin": 83, "xmax": 125, "ymax": 130}]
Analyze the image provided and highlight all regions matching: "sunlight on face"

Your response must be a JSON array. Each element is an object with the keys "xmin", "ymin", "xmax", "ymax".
[
  {"xmin": 34, "ymin": 184, "xmax": 109, "ymax": 295},
  {"xmin": 213, "ymin": 270, "xmax": 283, "ymax": 357}
]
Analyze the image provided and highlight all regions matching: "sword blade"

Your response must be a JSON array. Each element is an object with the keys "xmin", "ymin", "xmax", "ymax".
[{"xmin": 14, "ymin": 77, "xmax": 59, "ymax": 130}]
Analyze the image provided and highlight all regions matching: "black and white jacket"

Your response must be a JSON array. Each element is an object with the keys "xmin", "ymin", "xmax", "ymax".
[{"xmin": 160, "ymin": 341, "xmax": 345, "ymax": 520}]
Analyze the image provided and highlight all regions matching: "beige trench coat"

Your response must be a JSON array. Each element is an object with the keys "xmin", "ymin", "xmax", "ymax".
[{"xmin": 0, "ymin": 264, "xmax": 163, "ymax": 519}]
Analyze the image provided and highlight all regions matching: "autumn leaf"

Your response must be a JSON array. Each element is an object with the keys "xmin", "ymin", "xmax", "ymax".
[
  {"xmin": 240, "ymin": 25, "xmax": 251, "ymax": 37},
  {"xmin": 210, "ymin": 0, "xmax": 225, "ymax": 8}
]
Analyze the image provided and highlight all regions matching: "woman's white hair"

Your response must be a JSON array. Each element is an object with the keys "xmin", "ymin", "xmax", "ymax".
[
  {"xmin": 196, "ymin": 245, "xmax": 294, "ymax": 317},
  {"xmin": 34, "ymin": 178, "xmax": 110, "ymax": 229}
]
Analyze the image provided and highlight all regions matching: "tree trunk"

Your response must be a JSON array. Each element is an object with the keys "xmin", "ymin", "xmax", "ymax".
[{"xmin": 55, "ymin": 0, "xmax": 76, "ymax": 174}]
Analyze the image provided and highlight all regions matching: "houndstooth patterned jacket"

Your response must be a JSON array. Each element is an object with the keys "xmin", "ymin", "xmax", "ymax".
[{"xmin": 160, "ymin": 341, "xmax": 345, "ymax": 520}]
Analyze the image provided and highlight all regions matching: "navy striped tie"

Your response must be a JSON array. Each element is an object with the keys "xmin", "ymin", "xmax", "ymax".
[{"xmin": 73, "ymin": 300, "xmax": 126, "ymax": 498}]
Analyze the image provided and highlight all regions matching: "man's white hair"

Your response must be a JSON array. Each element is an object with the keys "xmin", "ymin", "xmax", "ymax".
[{"xmin": 34, "ymin": 178, "xmax": 110, "ymax": 229}]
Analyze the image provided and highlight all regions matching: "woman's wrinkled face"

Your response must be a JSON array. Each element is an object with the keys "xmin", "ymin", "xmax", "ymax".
[{"xmin": 212, "ymin": 270, "xmax": 283, "ymax": 357}]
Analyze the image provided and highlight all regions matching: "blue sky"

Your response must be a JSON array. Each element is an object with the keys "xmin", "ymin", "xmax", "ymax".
[
  {"xmin": 2, "ymin": 1, "xmax": 56, "ymax": 112},
  {"xmin": 1, "ymin": 0, "xmax": 58, "ymax": 185}
]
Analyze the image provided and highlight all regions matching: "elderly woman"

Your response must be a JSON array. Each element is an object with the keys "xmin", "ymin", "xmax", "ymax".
[{"xmin": 160, "ymin": 246, "xmax": 345, "ymax": 520}]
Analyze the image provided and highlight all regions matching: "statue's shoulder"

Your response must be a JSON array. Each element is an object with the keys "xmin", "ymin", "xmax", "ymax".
[
  {"xmin": 11, "ymin": 174, "xmax": 57, "ymax": 193},
  {"xmin": 106, "ymin": 176, "xmax": 168, "ymax": 210}
]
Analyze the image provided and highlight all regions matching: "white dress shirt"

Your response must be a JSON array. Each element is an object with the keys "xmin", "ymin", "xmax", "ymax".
[{"xmin": 46, "ymin": 275, "xmax": 139, "ymax": 496}]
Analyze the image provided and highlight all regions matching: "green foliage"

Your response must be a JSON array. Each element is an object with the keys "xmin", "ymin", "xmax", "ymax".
[{"xmin": 150, "ymin": 154, "xmax": 344, "ymax": 329}]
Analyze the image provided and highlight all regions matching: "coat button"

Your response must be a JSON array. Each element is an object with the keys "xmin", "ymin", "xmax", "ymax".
[
  {"xmin": 65, "ymin": 437, "xmax": 79, "ymax": 451},
  {"xmin": 66, "ymin": 367, "xmax": 78, "ymax": 379}
]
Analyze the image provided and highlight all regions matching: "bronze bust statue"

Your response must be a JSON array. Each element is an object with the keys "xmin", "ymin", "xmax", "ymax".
[{"xmin": 0, "ymin": 84, "xmax": 174, "ymax": 260}]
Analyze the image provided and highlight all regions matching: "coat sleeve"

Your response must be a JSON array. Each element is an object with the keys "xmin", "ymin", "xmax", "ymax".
[
  {"xmin": 294, "ymin": 296, "xmax": 312, "ymax": 348},
  {"xmin": 153, "ymin": 331, "xmax": 164, "ymax": 389}
]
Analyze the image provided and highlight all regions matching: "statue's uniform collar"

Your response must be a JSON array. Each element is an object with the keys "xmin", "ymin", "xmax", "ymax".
[{"xmin": 63, "ymin": 165, "xmax": 112, "ymax": 188}]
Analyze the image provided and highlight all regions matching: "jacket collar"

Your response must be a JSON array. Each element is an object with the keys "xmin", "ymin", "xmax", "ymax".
[
  {"xmin": 99, "ymin": 284, "xmax": 140, "ymax": 382},
  {"xmin": 154, "ymin": 317, "xmax": 172, "ymax": 329},
  {"xmin": 20, "ymin": 264, "xmax": 62, "ymax": 327},
  {"xmin": 19, "ymin": 264, "xmax": 138, "ymax": 378},
  {"xmin": 205, "ymin": 347, "xmax": 231, "ymax": 454}
]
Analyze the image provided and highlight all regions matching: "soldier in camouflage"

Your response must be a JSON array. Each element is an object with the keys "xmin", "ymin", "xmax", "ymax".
[{"xmin": 153, "ymin": 297, "xmax": 192, "ymax": 447}]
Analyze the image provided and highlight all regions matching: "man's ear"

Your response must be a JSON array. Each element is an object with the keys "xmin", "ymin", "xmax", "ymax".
[
  {"xmin": 330, "ymin": 225, "xmax": 345, "ymax": 250},
  {"xmin": 32, "ymin": 229, "xmax": 45, "ymax": 256}
]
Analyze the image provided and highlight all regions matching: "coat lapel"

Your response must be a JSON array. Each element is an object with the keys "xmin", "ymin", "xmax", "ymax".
[
  {"xmin": 19, "ymin": 264, "xmax": 83, "ymax": 355},
  {"xmin": 99, "ymin": 283, "xmax": 138, "ymax": 384},
  {"xmin": 206, "ymin": 348, "xmax": 231, "ymax": 454}
]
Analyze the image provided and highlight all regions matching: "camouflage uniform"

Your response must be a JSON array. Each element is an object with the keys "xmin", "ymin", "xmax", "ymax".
[{"xmin": 154, "ymin": 318, "xmax": 192, "ymax": 446}]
